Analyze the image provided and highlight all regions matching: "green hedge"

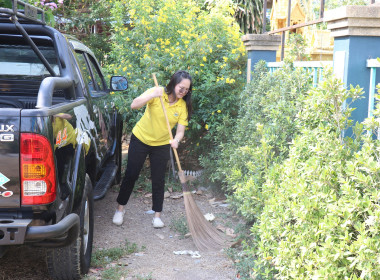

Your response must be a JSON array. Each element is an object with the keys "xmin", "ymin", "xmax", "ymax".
[
  {"xmin": 206, "ymin": 62, "xmax": 380, "ymax": 279},
  {"xmin": 252, "ymin": 74, "xmax": 380, "ymax": 279},
  {"xmin": 201, "ymin": 61, "xmax": 313, "ymax": 222}
]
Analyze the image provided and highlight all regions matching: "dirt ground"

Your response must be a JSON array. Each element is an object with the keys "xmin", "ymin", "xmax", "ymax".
[
  {"xmin": 0, "ymin": 142, "xmax": 240, "ymax": 280},
  {"xmin": 88, "ymin": 185, "xmax": 239, "ymax": 280}
]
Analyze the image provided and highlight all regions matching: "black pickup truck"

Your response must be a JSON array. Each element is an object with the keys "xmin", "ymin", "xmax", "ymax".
[{"xmin": 0, "ymin": 1, "xmax": 127, "ymax": 279}]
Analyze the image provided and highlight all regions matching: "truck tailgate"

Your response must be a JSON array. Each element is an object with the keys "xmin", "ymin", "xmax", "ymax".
[{"xmin": 0, "ymin": 109, "xmax": 20, "ymax": 208}]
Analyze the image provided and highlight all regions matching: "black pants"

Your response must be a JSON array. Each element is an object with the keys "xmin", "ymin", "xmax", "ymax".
[{"xmin": 116, "ymin": 134, "xmax": 170, "ymax": 212}]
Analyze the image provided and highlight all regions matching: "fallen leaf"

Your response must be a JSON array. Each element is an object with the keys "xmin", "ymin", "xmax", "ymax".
[
  {"xmin": 208, "ymin": 198, "xmax": 216, "ymax": 206},
  {"xmin": 171, "ymin": 193, "xmax": 183, "ymax": 199},
  {"xmin": 216, "ymin": 225, "xmax": 226, "ymax": 233},
  {"xmin": 230, "ymin": 239, "xmax": 242, "ymax": 248},
  {"xmin": 168, "ymin": 187, "xmax": 173, "ymax": 192},
  {"xmin": 144, "ymin": 193, "xmax": 152, "ymax": 198},
  {"xmin": 164, "ymin": 191, "xmax": 170, "ymax": 198},
  {"xmin": 195, "ymin": 190, "xmax": 203, "ymax": 195},
  {"xmin": 89, "ymin": 268, "xmax": 99, "ymax": 274},
  {"xmin": 155, "ymin": 233, "xmax": 165, "ymax": 239},
  {"xmin": 225, "ymin": 228, "xmax": 237, "ymax": 238}
]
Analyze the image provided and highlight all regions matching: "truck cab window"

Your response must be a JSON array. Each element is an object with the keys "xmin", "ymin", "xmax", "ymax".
[
  {"xmin": 75, "ymin": 52, "xmax": 95, "ymax": 93},
  {"xmin": 87, "ymin": 55, "xmax": 106, "ymax": 92}
]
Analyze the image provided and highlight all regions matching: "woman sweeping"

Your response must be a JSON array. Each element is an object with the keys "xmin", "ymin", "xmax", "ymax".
[{"xmin": 113, "ymin": 70, "xmax": 193, "ymax": 228}]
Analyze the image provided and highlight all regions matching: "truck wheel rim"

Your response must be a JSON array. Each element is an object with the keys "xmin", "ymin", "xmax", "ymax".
[{"xmin": 83, "ymin": 199, "xmax": 89, "ymax": 252}]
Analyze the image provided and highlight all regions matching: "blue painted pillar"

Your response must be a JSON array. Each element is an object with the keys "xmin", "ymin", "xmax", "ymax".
[
  {"xmin": 242, "ymin": 34, "xmax": 281, "ymax": 82},
  {"xmin": 325, "ymin": 5, "xmax": 380, "ymax": 130}
]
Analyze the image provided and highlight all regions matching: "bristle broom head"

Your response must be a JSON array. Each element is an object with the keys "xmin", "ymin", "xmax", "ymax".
[{"xmin": 183, "ymin": 192, "xmax": 232, "ymax": 251}]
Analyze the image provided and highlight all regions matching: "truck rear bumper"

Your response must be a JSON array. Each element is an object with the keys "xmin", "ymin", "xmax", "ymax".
[{"xmin": 0, "ymin": 213, "xmax": 79, "ymax": 248}]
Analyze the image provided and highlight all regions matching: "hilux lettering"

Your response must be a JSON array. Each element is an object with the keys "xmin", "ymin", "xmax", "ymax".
[{"xmin": 0, "ymin": 125, "xmax": 14, "ymax": 132}]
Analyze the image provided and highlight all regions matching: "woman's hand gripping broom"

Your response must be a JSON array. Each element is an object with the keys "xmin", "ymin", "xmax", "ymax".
[{"xmin": 152, "ymin": 74, "xmax": 231, "ymax": 251}]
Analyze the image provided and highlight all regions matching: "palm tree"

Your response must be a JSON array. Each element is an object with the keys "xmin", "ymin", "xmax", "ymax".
[{"xmin": 234, "ymin": 0, "xmax": 263, "ymax": 34}]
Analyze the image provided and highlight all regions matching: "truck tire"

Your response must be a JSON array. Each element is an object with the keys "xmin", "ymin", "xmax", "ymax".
[{"xmin": 46, "ymin": 174, "xmax": 94, "ymax": 279}]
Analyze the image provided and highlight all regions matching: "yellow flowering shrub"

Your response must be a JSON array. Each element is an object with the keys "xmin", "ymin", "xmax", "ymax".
[{"xmin": 106, "ymin": 0, "xmax": 246, "ymax": 146}]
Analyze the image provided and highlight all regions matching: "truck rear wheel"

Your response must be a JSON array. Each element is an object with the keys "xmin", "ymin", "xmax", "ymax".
[{"xmin": 46, "ymin": 174, "xmax": 94, "ymax": 279}]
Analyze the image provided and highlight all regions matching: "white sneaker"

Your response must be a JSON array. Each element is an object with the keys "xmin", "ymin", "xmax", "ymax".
[
  {"xmin": 152, "ymin": 217, "xmax": 164, "ymax": 228},
  {"xmin": 113, "ymin": 210, "xmax": 125, "ymax": 226}
]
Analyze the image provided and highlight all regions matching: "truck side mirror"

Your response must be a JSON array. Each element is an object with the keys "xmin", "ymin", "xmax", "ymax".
[{"xmin": 110, "ymin": 76, "xmax": 128, "ymax": 91}]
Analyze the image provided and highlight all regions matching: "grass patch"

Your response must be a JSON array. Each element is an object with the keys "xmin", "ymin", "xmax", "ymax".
[
  {"xmin": 101, "ymin": 267, "xmax": 127, "ymax": 280},
  {"xmin": 169, "ymin": 215, "xmax": 188, "ymax": 239},
  {"xmin": 91, "ymin": 239, "xmax": 139, "ymax": 268},
  {"xmin": 226, "ymin": 246, "xmax": 258, "ymax": 280},
  {"xmin": 135, "ymin": 272, "xmax": 153, "ymax": 280}
]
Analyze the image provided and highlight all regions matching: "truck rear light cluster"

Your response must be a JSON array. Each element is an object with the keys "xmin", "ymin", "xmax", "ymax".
[{"xmin": 20, "ymin": 133, "xmax": 56, "ymax": 205}]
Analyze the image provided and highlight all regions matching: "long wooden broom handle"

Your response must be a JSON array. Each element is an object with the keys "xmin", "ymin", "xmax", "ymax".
[{"xmin": 152, "ymin": 74, "xmax": 183, "ymax": 173}]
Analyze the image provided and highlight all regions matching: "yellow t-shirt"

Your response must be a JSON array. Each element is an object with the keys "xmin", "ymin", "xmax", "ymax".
[{"xmin": 132, "ymin": 87, "xmax": 188, "ymax": 146}]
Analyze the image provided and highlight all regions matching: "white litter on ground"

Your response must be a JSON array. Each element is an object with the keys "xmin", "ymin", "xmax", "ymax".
[
  {"xmin": 204, "ymin": 213, "xmax": 215, "ymax": 221},
  {"xmin": 173, "ymin": 250, "xmax": 201, "ymax": 258}
]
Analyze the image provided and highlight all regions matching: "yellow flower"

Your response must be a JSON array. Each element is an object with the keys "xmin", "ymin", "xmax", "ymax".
[
  {"xmin": 205, "ymin": 124, "xmax": 209, "ymax": 130},
  {"xmin": 110, "ymin": 91, "xmax": 115, "ymax": 95},
  {"xmin": 223, "ymin": 56, "xmax": 228, "ymax": 62},
  {"xmin": 209, "ymin": 48, "xmax": 212, "ymax": 53},
  {"xmin": 217, "ymin": 44, "xmax": 222, "ymax": 48},
  {"xmin": 203, "ymin": 56, "xmax": 207, "ymax": 62},
  {"xmin": 217, "ymin": 110, "xmax": 221, "ymax": 113},
  {"xmin": 215, "ymin": 60, "xmax": 219, "ymax": 64},
  {"xmin": 200, "ymin": 63, "xmax": 204, "ymax": 67},
  {"xmin": 196, "ymin": 143, "xmax": 199, "ymax": 146}
]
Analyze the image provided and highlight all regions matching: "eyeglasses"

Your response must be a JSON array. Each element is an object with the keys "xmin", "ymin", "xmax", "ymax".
[{"xmin": 178, "ymin": 86, "xmax": 189, "ymax": 94}]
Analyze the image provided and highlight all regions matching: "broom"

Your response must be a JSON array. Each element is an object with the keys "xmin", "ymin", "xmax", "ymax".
[{"xmin": 152, "ymin": 74, "xmax": 230, "ymax": 251}]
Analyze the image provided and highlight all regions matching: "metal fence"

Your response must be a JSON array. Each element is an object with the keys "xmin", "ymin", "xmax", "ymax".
[
  {"xmin": 267, "ymin": 61, "xmax": 333, "ymax": 87},
  {"xmin": 366, "ymin": 59, "xmax": 380, "ymax": 118}
]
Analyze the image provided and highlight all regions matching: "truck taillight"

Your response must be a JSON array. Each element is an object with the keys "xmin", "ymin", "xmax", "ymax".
[{"xmin": 20, "ymin": 133, "xmax": 56, "ymax": 205}]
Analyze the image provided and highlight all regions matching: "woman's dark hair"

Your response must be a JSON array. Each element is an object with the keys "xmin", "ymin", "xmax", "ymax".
[{"xmin": 166, "ymin": 70, "xmax": 193, "ymax": 121}]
